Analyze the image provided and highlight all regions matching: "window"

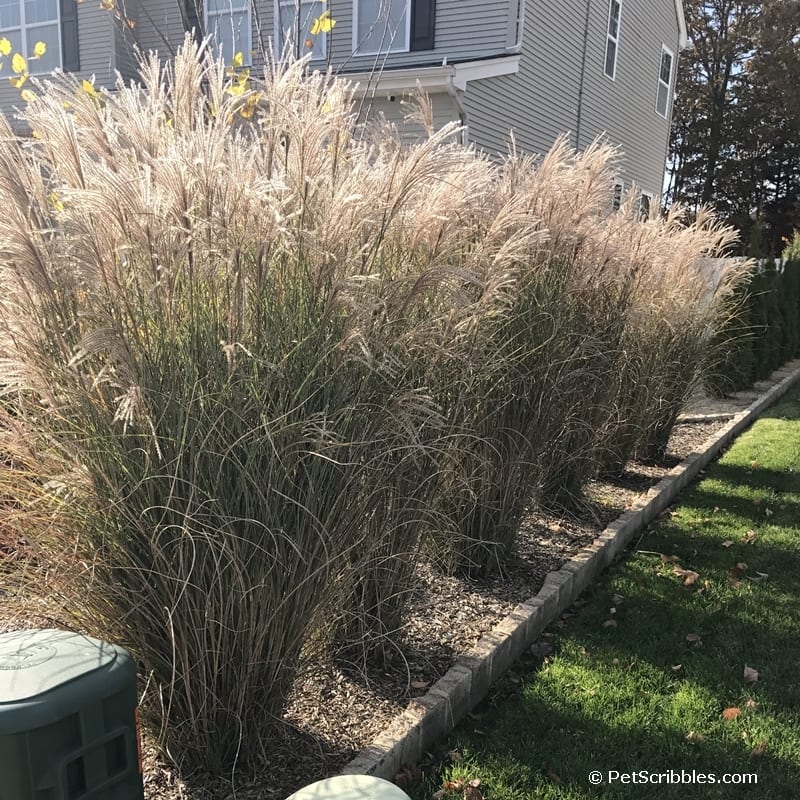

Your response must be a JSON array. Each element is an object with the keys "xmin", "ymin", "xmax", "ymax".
[
  {"xmin": 612, "ymin": 180, "xmax": 623, "ymax": 211},
  {"xmin": 354, "ymin": 0, "xmax": 435, "ymax": 55},
  {"xmin": 206, "ymin": 0, "xmax": 251, "ymax": 64},
  {"xmin": 656, "ymin": 45, "xmax": 674, "ymax": 117},
  {"xmin": 603, "ymin": 0, "xmax": 621, "ymax": 79},
  {"xmin": 276, "ymin": 0, "xmax": 326, "ymax": 60},
  {"xmin": 0, "ymin": 0, "xmax": 61, "ymax": 72},
  {"xmin": 638, "ymin": 192, "xmax": 652, "ymax": 220}
]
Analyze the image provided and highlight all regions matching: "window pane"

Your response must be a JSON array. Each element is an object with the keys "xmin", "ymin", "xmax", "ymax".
[
  {"xmin": 608, "ymin": 0, "xmax": 620, "ymax": 37},
  {"xmin": 207, "ymin": 0, "xmax": 248, "ymax": 12},
  {"xmin": 208, "ymin": 10, "xmax": 250, "ymax": 62},
  {"xmin": 604, "ymin": 39, "xmax": 616, "ymax": 77},
  {"xmin": 357, "ymin": 0, "xmax": 408, "ymax": 54},
  {"xmin": 660, "ymin": 51, "xmax": 672, "ymax": 84},
  {"xmin": 278, "ymin": 1, "xmax": 325, "ymax": 59},
  {"xmin": 612, "ymin": 183, "xmax": 623, "ymax": 211},
  {"xmin": 0, "ymin": 0, "xmax": 20, "ymax": 28},
  {"xmin": 26, "ymin": 23, "xmax": 58, "ymax": 71},
  {"xmin": 656, "ymin": 81, "xmax": 668, "ymax": 116},
  {"xmin": 0, "ymin": 27, "xmax": 21, "ymax": 52},
  {"xmin": 24, "ymin": 0, "xmax": 57, "ymax": 24}
]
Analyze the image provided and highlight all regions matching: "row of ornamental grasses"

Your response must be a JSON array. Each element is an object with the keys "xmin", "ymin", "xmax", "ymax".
[{"xmin": 0, "ymin": 40, "xmax": 749, "ymax": 777}]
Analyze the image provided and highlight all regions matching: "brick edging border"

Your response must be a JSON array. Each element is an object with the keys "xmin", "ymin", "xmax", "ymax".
[{"xmin": 341, "ymin": 361, "xmax": 800, "ymax": 780}]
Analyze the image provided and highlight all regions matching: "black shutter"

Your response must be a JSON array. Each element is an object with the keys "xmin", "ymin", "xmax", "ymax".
[
  {"xmin": 184, "ymin": 0, "xmax": 202, "ymax": 40},
  {"xmin": 410, "ymin": 0, "xmax": 435, "ymax": 51},
  {"xmin": 60, "ymin": 0, "xmax": 79, "ymax": 71}
]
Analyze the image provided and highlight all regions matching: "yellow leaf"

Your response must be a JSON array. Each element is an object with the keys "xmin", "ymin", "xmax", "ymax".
[
  {"xmin": 48, "ymin": 192, "xmax": 64, "ymax": 213},
  {"xmin": 239, "ymin": 92, "xmax": 260, "ymax": 119},
  {"xmin": 231, "ymin": 51, "xmax": 243, "ymax": 68},
  {"xmin": 310, "ymin": 9, "xmax": 336, "ymax": 34},
  {"xmin": 82, "ymin": 79, "xmax": 98, "ymax": 96},
  {"xmin": 32, "ymin": 41, "xmax": 46, "ymax": 58},
  {"xmin": 0, "ymin": 37, "xmax": 11, "ymax": 56},
  {"xmin": 125, "ymin": 17, "xmax": 135, "ymax": 28},
  {"xmin": 225, "ymin": 83, "xmax": 246, "ymax": 97},
  {"xmin": 31, "ymin": 129, "xmax": 41, "ymax": 139},
  {"xmin": 20, "ymin": 88, "xmax": 36, "ymax": 103},
  {"xmin": 12, "ymin": 53, "xmax": 27, "ymax": 74},
  {"xmin": 165, "ymin": 117, "xmax": 173, "ymax": 127},
  {"xmin": 9, "ymin": 73, "xmax": 27, "ymax": 88},
  {"xmin": 99, "ymin": 0, "xmax": 115, "ymax": 8}
]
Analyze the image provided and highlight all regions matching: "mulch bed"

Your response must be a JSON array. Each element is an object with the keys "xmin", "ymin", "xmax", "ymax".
[{"xmin": 0, "ymin": 417, "xmax": 729, "ymax": 799}]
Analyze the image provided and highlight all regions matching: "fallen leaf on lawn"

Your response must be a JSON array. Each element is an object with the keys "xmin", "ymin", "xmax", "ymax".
[
  {"xmin": 686, "ymin": 731, "xmax": 706, "ymax": 743},
  {"xmin": 602, "ymin": 619, "xmax": 617, "ymax": 628},
  {"xmin": 721, "ymin": 540, "xmax": 735, "ymax": 548},
  {"xmin": 671, "ymin": 664, "xmax": 683, "ymax": 673},
  {"xmin": 750, "ymin": 741, "xmax": 767, "ymax": 758},
  {"xmin": 544, "ymin": 766, "xmax": 562, "ymax": 785},
  {"xmin": 686, "ymin": 633, "xmax": 702, "ymax": 644},
  {"xmin": 764, "ymin": 507, "xmax": 773, "ymax": 517},
  {"xmin": 744, "ymin": 698, "xmax": 759, "ymax": 710},
  {"xmin": 731, "ymin": 562, "xmax": 748, "ymax": 578},
  {"xmin": 713, "ymin": 506, "xmax": 720, "ymax": 513},
  {"xmin": 743, "ymin": 665, "xmax": 759, "ymax": 683},
  {"xmin": 744, "ymin": 530, "xmax": 758, "ymax": 544},
  {"xmin": 722, "ymin": 707, "xmax": 742, "ymax": 721},
  {"xmin": 700, "ymin": 579, "xmax": 713, "ymax": 593},
  {"xmin": 464, "ymin": 785, "xmax": 484, "ymax": 800},
  {"xmin": 660, "ymin": 553, "xmax": 681, "ymax": 564},
  {"xmin": 609, "ymin": 606, "xmax": 617, "ymax": 614},
  {"xmin": 447, "ymin": 750, "xmax": 464, "ymax": 763},
  {"xmin": 443, "ymin": 780, "xmax": 464, "ymax": 792},
  {"xmin": 673, "ymin": 567, "xmax": 700, "ymax": 586},
  {"xmin": 750, "ymin": 461, "xmax": 761, "ymax": 469},
  {"xmin": 410, "ymin": 680, "xmax": 430, "ymax": 690}
]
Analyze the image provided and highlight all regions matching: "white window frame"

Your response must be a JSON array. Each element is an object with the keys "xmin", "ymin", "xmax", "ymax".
[
  {"xmin": 655, "ymin": 44, "xmax": 674, "ymax": 118},
  {"xmin": 0, "ymin": 0, "xmax": 62, "ymax": 75},
  {"xmin": 204, "ymin": 0, "xmax": 253, "ymax": 65},
  {"xmin": 612, "ymin": 179, "xmax": 623, "ymax": 212},
  {"xmin": 603, "ymin": 0, "xmax": 621, "ymax": 80},
  {"xmin": 274, "ymin": 0, "xmax": 328, "ymax": 60},
  {"xmin": 353, "ymin": 0, "xmax": 411, "ymax": 56}
]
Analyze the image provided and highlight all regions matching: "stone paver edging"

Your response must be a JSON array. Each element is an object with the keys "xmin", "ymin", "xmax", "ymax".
[{"xmin": 341, "ymin": 361, "xmax": 800, "ymax": 781}]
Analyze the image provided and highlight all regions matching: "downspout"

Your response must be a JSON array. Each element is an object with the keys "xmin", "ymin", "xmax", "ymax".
[
  {"xmin": 446, "ymin": 75, "xmax": 469, "ymax": 147},
  {"xmin": 574, "ymin": 0, "xmax": 593, "ymax": 150}
]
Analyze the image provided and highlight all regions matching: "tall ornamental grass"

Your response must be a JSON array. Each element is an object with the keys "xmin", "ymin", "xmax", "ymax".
[{"xmin": 0, "ymin": 38, "xmax": 749, "ymax": 776}]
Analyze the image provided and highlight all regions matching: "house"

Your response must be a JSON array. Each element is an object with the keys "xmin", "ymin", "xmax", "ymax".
[{"xmin": 0, "ymin": 0, "xmax": 686, "ymax": 202}]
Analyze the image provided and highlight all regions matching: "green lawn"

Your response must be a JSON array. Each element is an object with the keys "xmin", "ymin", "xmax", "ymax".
[{"xmin": 411, "ymin": 388, "xmax": 800, "ymax": 799}]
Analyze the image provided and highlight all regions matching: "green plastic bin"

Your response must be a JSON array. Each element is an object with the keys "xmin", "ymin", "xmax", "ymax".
[{"xmin": 0, "ymin": 629, "xmax": 144, "ymax": 800}]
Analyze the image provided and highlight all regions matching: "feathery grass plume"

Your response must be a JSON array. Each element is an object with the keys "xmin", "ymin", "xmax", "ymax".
[{"xmin": 0, "ymin": 38, "xmax": 495, "ymax": 774}]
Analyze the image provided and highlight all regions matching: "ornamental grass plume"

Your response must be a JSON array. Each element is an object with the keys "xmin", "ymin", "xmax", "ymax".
[{"xmin": 0, "ymin": 34, "xmax": 752, "ymax": 779}]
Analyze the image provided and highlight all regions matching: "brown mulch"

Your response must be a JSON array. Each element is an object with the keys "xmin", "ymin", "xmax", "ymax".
[{"xmin": 0, "ymin": 415, "xmax": 738, "ymax": 799}]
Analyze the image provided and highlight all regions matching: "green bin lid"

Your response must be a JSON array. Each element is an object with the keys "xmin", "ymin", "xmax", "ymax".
[{"xmin": 0, "ymin": 629, "xmax": 118, "ymax": 704}]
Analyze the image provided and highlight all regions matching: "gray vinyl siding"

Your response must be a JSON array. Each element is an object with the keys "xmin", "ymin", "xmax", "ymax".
[
  {"xmin": 463, "ymin": 0, "xmax": 680, "ymax": 196},
  {"xmin": 463, "ymin": 0, "xmax": 585, "ymax": 157},
  {"xmin": 576, "ymin": 0, "xmax": 679, "ymax": 197},
  {"xmin": 0, "ymin": 4, "xmax": 117, "ymax": 123},
  {"xmin": 249, "ymin": 0, "xmax": 510, "ymax": 71},
  {"xmin": 357, "ymin": 90, "xmax": 459, "ymax": 144},
  {"xmin": 127, "ymin": 0, "xmax": 190, "ymax": 59}
]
